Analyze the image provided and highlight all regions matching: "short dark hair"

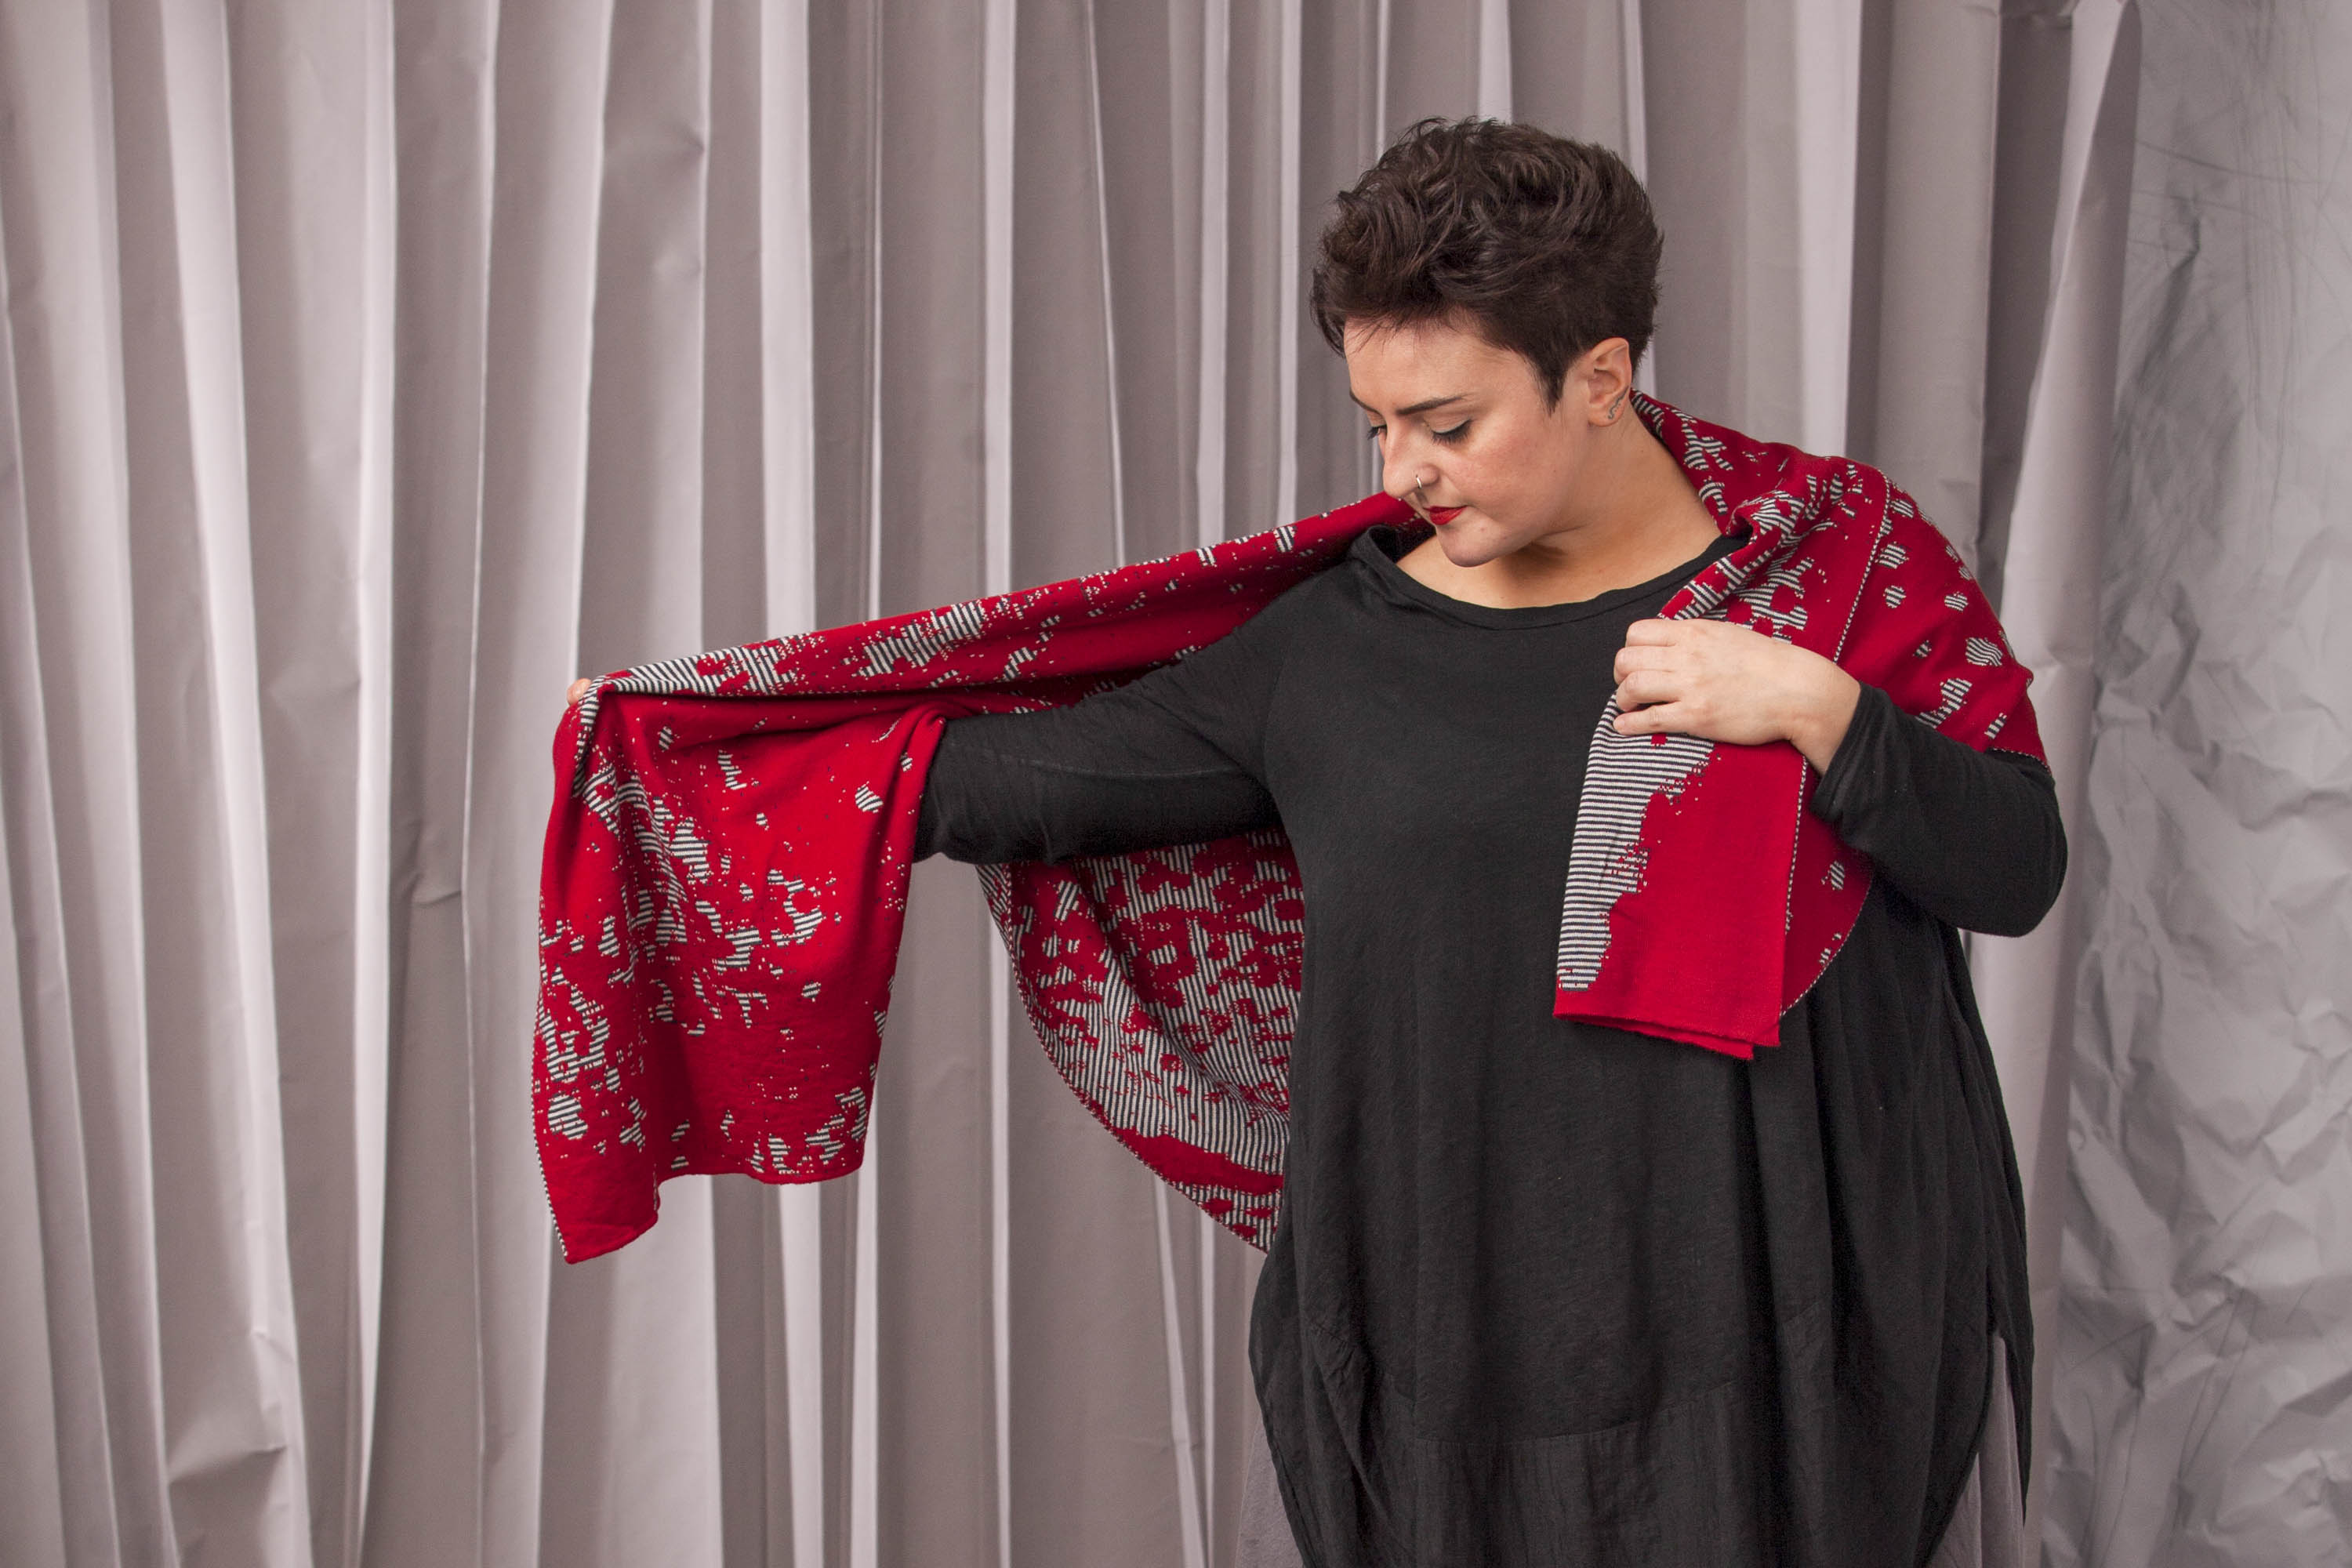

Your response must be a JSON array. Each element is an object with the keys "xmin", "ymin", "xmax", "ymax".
[{"xmin": 1310, "ymin": 118, "xmax": 1663, "ymax": 404}]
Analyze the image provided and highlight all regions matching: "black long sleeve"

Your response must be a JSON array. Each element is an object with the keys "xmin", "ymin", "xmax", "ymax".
[
  {"xmin": 916, "ymin": 702, "xmax": 1279, "ymax": 863},
  {"xmin": 1809, "ymin": 682, "xmax": 2067, "ymax": 936},
  {"xmin": 916, "ymin": 584, "xmax": 1295, "ymax": 864}
]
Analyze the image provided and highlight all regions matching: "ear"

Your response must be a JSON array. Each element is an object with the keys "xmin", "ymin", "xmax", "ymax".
[{"xmin": 1571, "ymin": 337, "xmax": 1635, "ymax": 426}]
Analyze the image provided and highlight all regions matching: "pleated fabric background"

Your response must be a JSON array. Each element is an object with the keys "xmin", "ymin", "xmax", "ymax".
[{"xmin": 1, "ymin": 0, "xmax": 2344, "ymax": 1563}]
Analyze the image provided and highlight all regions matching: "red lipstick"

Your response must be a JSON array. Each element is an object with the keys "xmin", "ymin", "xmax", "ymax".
[{"xmin": 1425, "ymin": 505, "xmax": 1465, "ymax": 526}]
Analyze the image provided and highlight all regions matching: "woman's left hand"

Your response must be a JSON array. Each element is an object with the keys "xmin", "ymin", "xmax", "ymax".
[{"xmin": 1611, "ymin": 619, "xmax": 1861, "ymax": 773}]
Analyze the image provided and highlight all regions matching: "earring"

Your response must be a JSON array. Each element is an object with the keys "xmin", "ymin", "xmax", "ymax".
[{"xmin": 1607, "ymin": 394, "xmax": 1625, "ymax": 423}]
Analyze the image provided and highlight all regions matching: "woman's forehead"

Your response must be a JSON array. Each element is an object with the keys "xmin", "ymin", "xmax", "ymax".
[{"xmin": 1343, "ymin": 318, "xmax": 1538, "ymax": 410}]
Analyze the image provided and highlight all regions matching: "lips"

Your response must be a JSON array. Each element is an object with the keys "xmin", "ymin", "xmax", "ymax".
[{"xmin": 1425, "ymin": 506, "xmax": 1465, "ymax": 526}]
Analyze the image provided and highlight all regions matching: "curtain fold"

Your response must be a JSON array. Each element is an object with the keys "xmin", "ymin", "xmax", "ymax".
[
  {"xmin": 1, "ymin": 1, "xmax": 2336, "ymax": 1563},
  {"xmin": 0, "ymin": 205, "xmax": 80, "ymax": 1568},
  {"xmin": 1966, "ymin": 0, "xmax": 2139, "ymax": 1547},
  {"xmin": 3, "ymin": 5, "xmax": 179, "ymax": 1564}
]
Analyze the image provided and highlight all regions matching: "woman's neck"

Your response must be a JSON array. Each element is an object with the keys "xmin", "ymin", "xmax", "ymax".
[{"xmin": 1400, "ymin": 422, "xmax": 1722, "ymax": 610}]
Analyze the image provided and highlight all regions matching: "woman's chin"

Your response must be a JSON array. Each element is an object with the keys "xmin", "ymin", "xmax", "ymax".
[{"xmin": 1433, "ymin": 524, "xmax": 1515, "ymax": 568}]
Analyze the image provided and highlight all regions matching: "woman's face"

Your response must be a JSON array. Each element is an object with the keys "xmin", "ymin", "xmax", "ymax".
[{"xmin": 1345, "ymin": 314, "xmax": 1626, "ymax": 568}]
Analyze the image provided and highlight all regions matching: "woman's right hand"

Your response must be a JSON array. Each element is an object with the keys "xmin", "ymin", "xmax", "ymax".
[{"xmin": 567, "ymin": 677, "xmax": 593, "ymax": 708}]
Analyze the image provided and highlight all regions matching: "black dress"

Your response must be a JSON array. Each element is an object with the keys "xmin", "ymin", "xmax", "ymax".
[{"xmin": 916, "ymin": 525, "xmax": 2064, "ymax": 1566}]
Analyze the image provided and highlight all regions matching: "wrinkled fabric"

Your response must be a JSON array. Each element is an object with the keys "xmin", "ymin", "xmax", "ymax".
[
  {"xmin": 534, "ymin": 397, "xmax": 2045, "ymax": 1263},
  {"xmin": 2044, "ymin": 2, "xmax": 2352, "ymax": 1562}
]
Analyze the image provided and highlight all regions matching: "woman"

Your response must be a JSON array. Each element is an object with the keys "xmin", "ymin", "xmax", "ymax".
[{"xmin": 910, "ymin": 120, "xmax": 2062, "ymax": 1565}]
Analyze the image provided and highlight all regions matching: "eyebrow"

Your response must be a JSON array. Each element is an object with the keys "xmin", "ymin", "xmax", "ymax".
[{"xmin": 1349, "ymin": 391, "xmax": 1470, "ymax": 418}]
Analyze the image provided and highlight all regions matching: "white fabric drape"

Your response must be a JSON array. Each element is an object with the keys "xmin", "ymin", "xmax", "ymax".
[{"xmin": 2, "ymin": 1, "xmax": 2340, "ymax": 1563}]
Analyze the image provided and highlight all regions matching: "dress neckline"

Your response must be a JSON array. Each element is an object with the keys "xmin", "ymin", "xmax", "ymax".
[{"xmin": 1352, "ymin": 524, "xmax": 1744, "ymax": 630}]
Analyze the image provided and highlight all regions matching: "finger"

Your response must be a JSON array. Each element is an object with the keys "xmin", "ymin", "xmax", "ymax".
[
  {"xmin": 1612, "ymin": 645, "xmax": 1675, "ymax": 681},
  {"xmin": 1620, "ymin": 619, "xmax": 1682, "ymax": 647},
  {"xmin": 1615, "ymin": 669, "xmax": 1679, "ymax": 708},
  {"xmin": 1613, "ymin": 701, "xmax": 1690, "ymax": 736},
  {"xmin": 568, "ymin": 677, "xmax": 594, "ymax": 706}
]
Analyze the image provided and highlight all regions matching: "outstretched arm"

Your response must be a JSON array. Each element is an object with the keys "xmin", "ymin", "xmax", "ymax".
[
  {"xmin": 917, "ymin": 693, "xmax": 1279, "ymax": 865},
  {"xmin": 918, "ymin": 595, "xmax": 1297, "ymax": 866},
  {"xmin": 568, "ymin": 588, "xmax": 1301, "ymax": 867}
]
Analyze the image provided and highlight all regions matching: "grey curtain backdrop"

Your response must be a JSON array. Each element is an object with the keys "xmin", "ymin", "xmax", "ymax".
[{"xmin": 0, "ymin": 0, "xmax": 2341, "ymax": 1564}]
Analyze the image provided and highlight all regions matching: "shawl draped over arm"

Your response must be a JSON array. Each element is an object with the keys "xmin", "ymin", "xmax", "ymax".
[{"xmin": 535, "ymin": 398, "xmax": 2045, "ymax": 1262}]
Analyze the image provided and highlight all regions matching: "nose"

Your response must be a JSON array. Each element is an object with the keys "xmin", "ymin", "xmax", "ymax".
[{"xmin": 1381, "ymin": 438, "xmax": 1430, "ymax": 506}]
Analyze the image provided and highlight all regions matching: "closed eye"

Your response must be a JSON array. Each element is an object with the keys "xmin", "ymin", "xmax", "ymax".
[{"xmin": 1432, "ymin": 421, "xmax": 1471, "ymax": 445}]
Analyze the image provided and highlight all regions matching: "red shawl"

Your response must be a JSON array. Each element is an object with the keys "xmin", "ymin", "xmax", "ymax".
[{"xmin": 535, "ymin": 398, "xmax": 2042, "ymax": 1261}]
